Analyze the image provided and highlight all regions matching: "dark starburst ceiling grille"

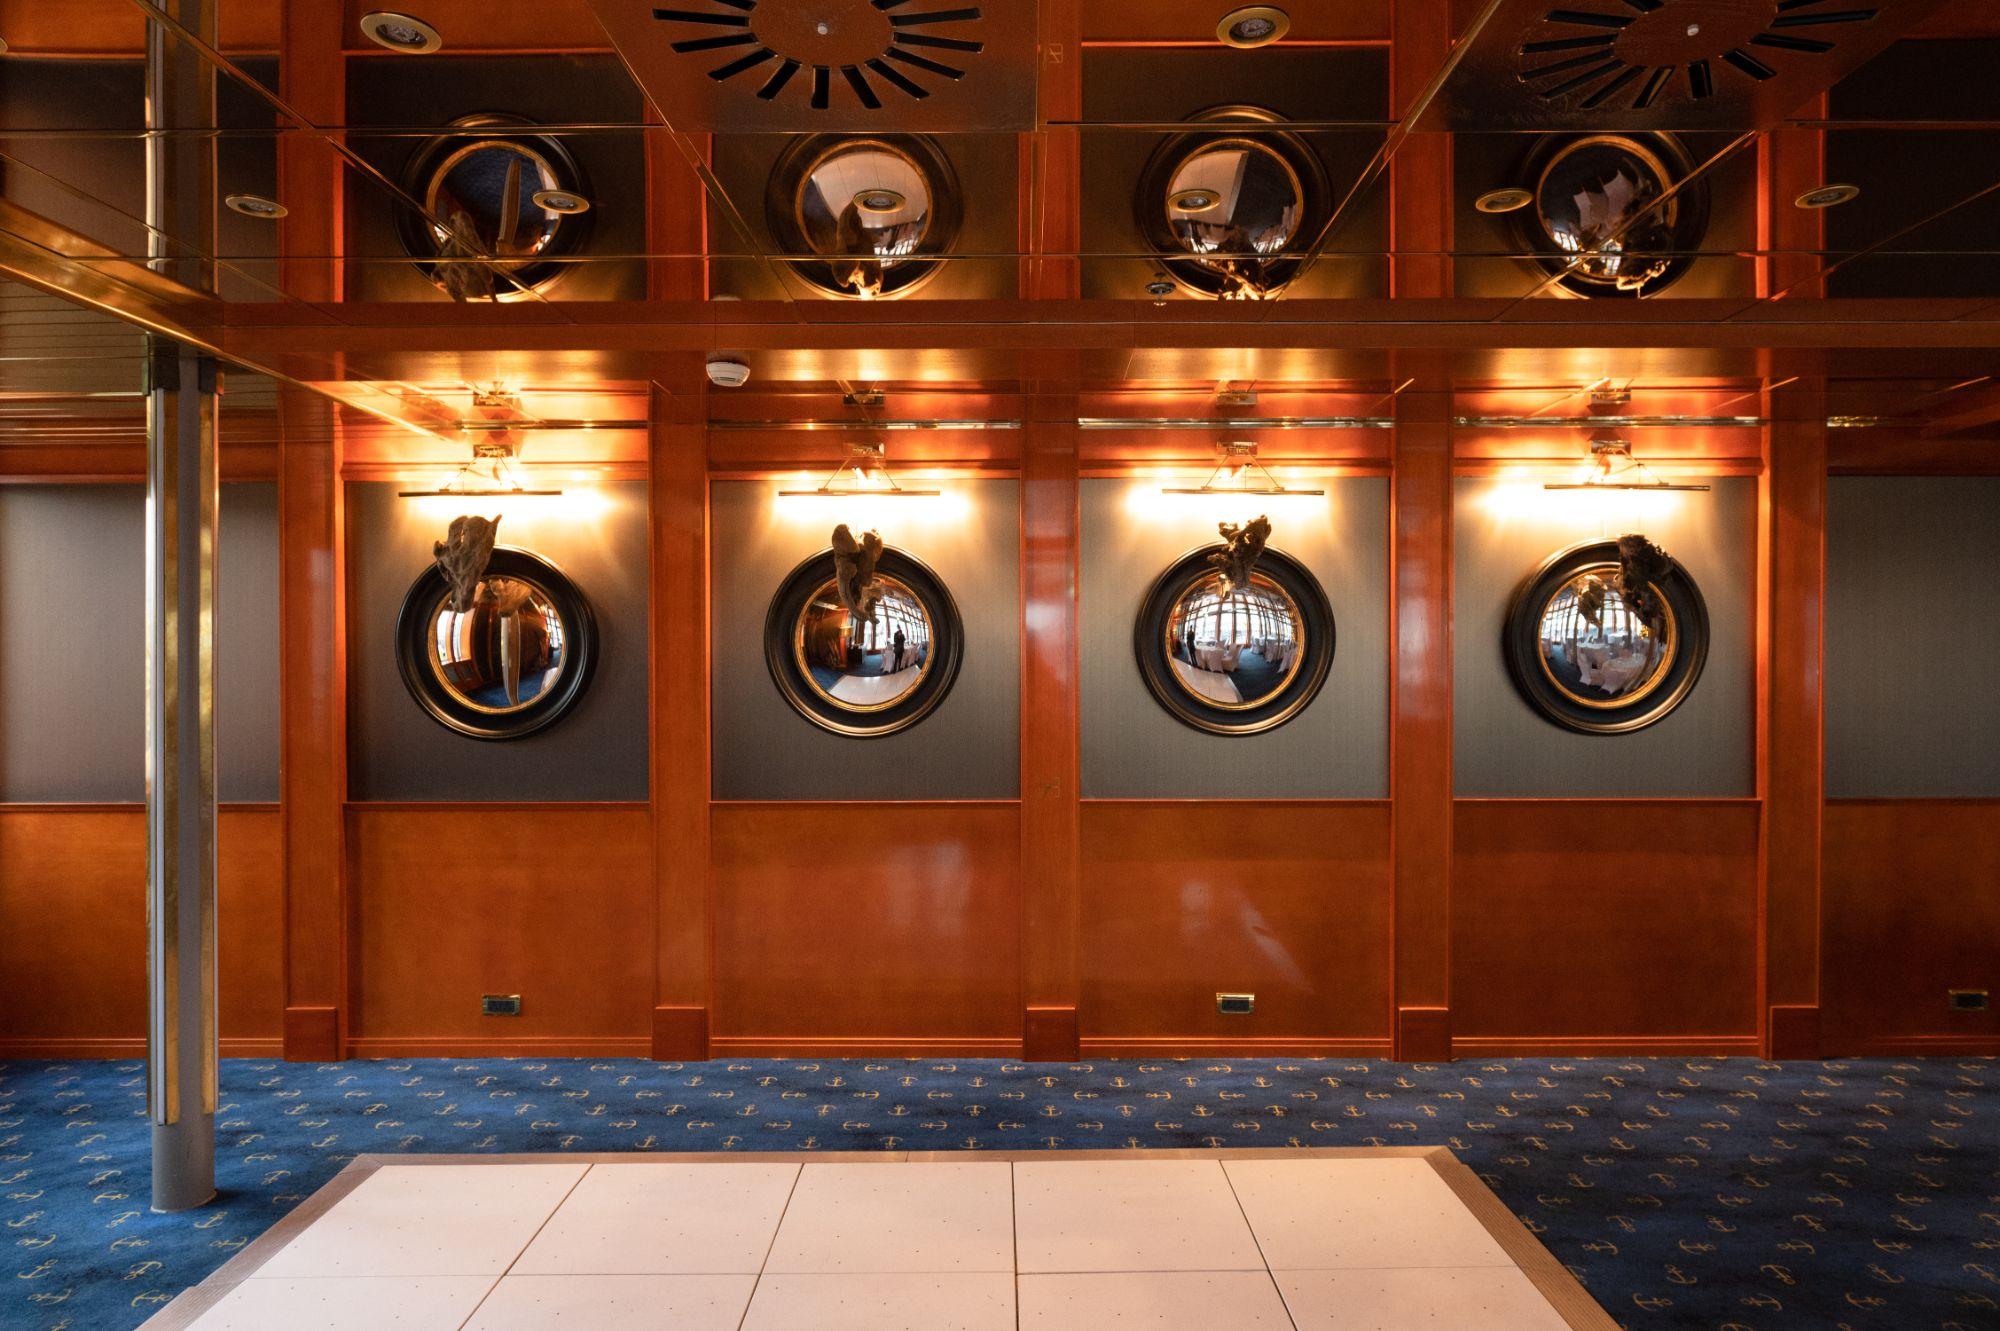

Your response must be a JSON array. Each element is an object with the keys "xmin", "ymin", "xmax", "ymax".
[
  {"xmin": 1417, "ymin": 0, "xmax": 1946, "ymax": 133},
  {"xmin": 1517, "ymin": 0, "xmax": 1878, "ymax": 112},
  {"xmin": 651, "ymin": 1, "xmax": 987, "ymax": 112}
]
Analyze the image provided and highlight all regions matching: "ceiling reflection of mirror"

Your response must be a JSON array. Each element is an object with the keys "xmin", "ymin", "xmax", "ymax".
[
  {"xmin": 767, "ymin": 135, "xmax": 961, "ymax": 299},
  {"xmin": 1515, "ymin": 133, "xmax": 1707, "ymax": 298},
  {"xmin": 1137, "ymin": 107, "xmax": 1331, "ymax": 299},
  {"xmin": 397, "ymin": 114, "xmax": 594, "ymax": 299}
]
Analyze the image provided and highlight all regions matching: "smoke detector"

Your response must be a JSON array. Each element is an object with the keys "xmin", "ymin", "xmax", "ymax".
[{"xmin": 706, "ymin": 358, "xmax": 752, "ymax": 388}]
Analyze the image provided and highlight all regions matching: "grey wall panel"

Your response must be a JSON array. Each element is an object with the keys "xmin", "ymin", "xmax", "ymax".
[
  {"xmin": 0, "ymin": 484, "xmax": 279, "ymax": 803},
  {"xmin": 346, "ymin": 483, "xmax": 650, "ymax": 802},
  {"xmin": 218, "ymin": 485, "xmax": 282, "ymax": 802},
  {"xmin": 1078, "ymin": 479, "xmax": 1389, "ymax": 799},
  {"xmin": 1453, "ymin": 477, "xmax": 1756, "ymax": 796},
  {"xmin": 1828, "ymin": 477, "xmax": 2000, "ymax": 797},
  {"xmin": 711, "ymin": 480, "xmax": 1020, "ymax": 800}
]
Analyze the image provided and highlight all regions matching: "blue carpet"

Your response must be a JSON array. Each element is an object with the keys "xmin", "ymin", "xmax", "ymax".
[{"xmin": 2, "ymin": 1056, "xmax": 1995, "ymax": 1329}]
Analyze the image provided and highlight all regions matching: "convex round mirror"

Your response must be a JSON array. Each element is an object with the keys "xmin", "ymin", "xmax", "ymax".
[
  {"xmin": 1134, "ymin": 518, "xmax": 1335, "ymax": 735},
  {"xmin": 767, "ymin": 134, "xmax": 962, "ymax": 299},
  {"xmin": 1137, "ymin": 106, "xmax": 1331, "ymax": 300},
  {"xmin": 766, "ymin": 526, "xmax": 964, "ymax": 736},
  {"xmin": 1512, "ymin": 132, "xmax": 1706, "ymax": 298},
  {"xmin": 1503, "ymin": 535, "xmax": 1708, "ymax": 734},
  {"xmin": 398, "ymin": 114, "xmax": 593, "ymax": 299},
  {"xmin": 397, "ymin": 543, "xmax": 598, "ymax": 740}
]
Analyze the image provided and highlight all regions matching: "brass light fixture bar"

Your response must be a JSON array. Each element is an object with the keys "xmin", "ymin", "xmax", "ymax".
[
  {"xmin": 398, "ymin": 386, "xmax": 564, "ymax": 497},
  {"xmin": 1162, "ymin": 441, "xmax": 1324, "ymax": 497},
  {"xmin": 779, "ymin": 441, "xmax": 941, "ymax": 498},
  {"xmin": 1545, "ymin": 436, "xmax": 1710, "ymax": 493},
  {"xmin": 1081, "ymin": 417, "xmax": 1393, "ymax": 431}
]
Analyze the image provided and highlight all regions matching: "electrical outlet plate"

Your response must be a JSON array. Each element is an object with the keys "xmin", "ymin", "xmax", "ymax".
[
  {"xmin": 482, "ymin": 994, "xmax": 523, "ymax": 1017},
  {"xmin": 1216, "ymin": 992, "xmax": 1255, "ymax": 1015},
  {"xmin": 1949, "ymin": 989, "xmax": 1989, "ymax": 1012}
]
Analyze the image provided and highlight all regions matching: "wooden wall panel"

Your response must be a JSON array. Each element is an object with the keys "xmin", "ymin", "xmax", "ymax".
[
  {"xmin": 1451, "ymin": 801, "xmax": 1761, "ymax": 1053},
  {"xmin": 346, "ymin": 805, "xmax": 654, "ymax": 1055},
  {"xmin": 0, "ymin": 807, "xmax": 282, "ymax": 1056},
  {"xmin": 1079, "ymin": 802, "xmax": 1393, "ymax": 1053},
  {"xmin": 710, "ymin": 803, "xmax": 1022, "ymax": 1053},
  {"xmin": 1823, "ymin": 800, "xmax": 2000, "ymax": 1054}
]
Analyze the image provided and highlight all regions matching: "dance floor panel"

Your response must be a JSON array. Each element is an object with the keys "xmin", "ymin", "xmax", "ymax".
[{"xmin": 146, "ymin": 1149, "xmax": 1612, "ymax": 1330}]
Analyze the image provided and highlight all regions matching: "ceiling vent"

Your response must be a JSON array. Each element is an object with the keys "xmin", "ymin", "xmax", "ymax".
[
  {"xmin": 1420, "ymin": 0, "xmax": 1952, "ymax": 132},
  {"xmin": 588, "ymin": 0, "xmax": 1038, "ymax": 132}
]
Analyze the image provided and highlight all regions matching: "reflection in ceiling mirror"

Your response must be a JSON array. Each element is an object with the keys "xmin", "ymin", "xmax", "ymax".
[
  {"xmin": 397, "ymin": 542, "xmax": 598, "ymax": 739},
  {"xmin": 765, "ymin": 527, "xmax": 964, "ymax": 736},
  {"xmin": 767, "ymin": 135, "xmax": 962, "ymax": 299},
  {"xmin": 1504, "ymin": 536, "xmax": 1709, "ymax": 734},
  {"xmin": 1136, "ymin": 107, "xmax": 1331, "ymax": 300},
  {"xmin": 397, "ymin": 114, "xmax": 594, "ymax": 301},
  {"xmin": 1134, "ymin": 517, "xmax": 1335, "ymax": 735},
  {"xmin": 1512, "ymin": 132, "xmax": 1707, "ymax": 298}
]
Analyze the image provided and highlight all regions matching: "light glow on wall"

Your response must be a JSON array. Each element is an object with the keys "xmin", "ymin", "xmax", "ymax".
[
  {"xmin": 402, "ymin": 486, "xmax": 616, "ymax": 531},
  {"xmin": 1474, "ymin": 468, "xmax": 1690, "ymax": 539},
  {"xmin": 769, "ymin": 475, "xmax": 971, "ymax": 532}
]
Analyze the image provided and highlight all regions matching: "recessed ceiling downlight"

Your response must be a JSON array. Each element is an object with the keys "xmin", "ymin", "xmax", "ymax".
[
  {"xmin": 1795, "ymin": 183, "xmax": 1861, "ymax": 210},
  {"xmin": 1217, "ymin": 6, "xmax": 1289, "ymax": 49},
  {"xmin": 532, "ymin": 189, "xmax": 591, "ymax": 216},
  {"xmin": 854, "ymin": 189, "xmax": 907, "ymax": 216},
  {"xmin": 360, "ymin": 11, "xmax": 442, "ymax": 54},
  {"xmin": 1169, "ymin": 187, "xmax": 1222, "ymax": 214},
  {"xmin": 1475, "ymin": 186, "xmax": 1535, "ymax": 214},
  {"xmin": 225, "ymin": 193, "xmax": 288, "ymax": 219}
]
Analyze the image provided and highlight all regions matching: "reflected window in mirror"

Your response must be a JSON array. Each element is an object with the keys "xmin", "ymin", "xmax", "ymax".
[
  {"xmin": 397, "ymin": 114, "xmax": 594, "ymax": 300},
  {"xmin": 767, "ymin": 134, "xmax": 962, "ymax": 299},
  {"xmin": 1136, "ymin": 107, "xmax": 1331, "ymax": 300}
]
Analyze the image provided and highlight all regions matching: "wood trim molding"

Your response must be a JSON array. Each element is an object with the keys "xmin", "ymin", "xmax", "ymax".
[
  {"xmin": 1391, "ymin": 388, "xmax": 1453, "ymax": 1060},
  {"xmin": 1024, "ymin": 1005, "xmax": 1079, "ymax": 1062},
  {"xmin": 0, "ymin": 1038, "xmax": 284, "ymax": 1059},
  {"xmin": 708, "ymin": 1037, "xmax": 1023, "ymax": 1057},
  {"xmin": 1452, "ymin": 1036, "xmax": 1762, "ymax": 1057},
  {"xmin": 1020, "ymin": 403, "xmax": 1082, "ymax": 1062},
  {"xmin": 1080, "ymin": 1038, "xmax": 1396, "ymax": 1057},
  {"xmin": 652, "ymin": 391, "xmax": 711, "ymax": 1059},
  {"xmin": 279, "ymin": 389, "xmax": 348, "ymax": 1062},
  {"xmin": 1761, "ymin": 408, "xmax": 1827, "ymax": 1060}
]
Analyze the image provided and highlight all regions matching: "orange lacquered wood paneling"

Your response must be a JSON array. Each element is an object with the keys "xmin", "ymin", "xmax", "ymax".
[
  {"xmin": 347, "ymin": 805, "xmax": 654, "ymax": 1052},
  {"xmin": 0, "ymin": 807, "xmax": 282, "ymax": 1055},
  {"xmin": 1079, "ymin": 802, "xmax": 1393, "ymax": 1048},
  {"xmin": 1451, "ymin": 801, "xmax": 1761, "ymax": 1047},
  {"xmin": 1823, "ymin": 800, "xmax": 2000, "ymax": 1054},
  {"xmin": 710, "ymin": 803, "xmax": 1023, "ymax": 1046}
]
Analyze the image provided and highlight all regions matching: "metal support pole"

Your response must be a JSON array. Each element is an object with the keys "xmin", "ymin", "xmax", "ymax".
[{"xmin": 145, "ymin": 0, "xmax": 220, "ymax": 1214}]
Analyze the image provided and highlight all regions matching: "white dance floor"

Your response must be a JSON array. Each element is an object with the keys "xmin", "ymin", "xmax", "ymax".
[{"xmin": 148, "ymin": 1149, "xmax": 1614, "ymax": 1330}]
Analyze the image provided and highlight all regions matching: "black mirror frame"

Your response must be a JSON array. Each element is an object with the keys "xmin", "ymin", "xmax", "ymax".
[
  {"xmin": 1510, "ymin": 131, "xmax": 1709, "ymax": 300},
  {"xmin": 1502, "ymin": 537, "xmax": 1710, "ymax": 735},
  {"xmin": 1133, "ymin": 104, "xmax": 1334, "ymax": 300},
  {"xmin": 1132, "ymin": 542, "xmax": 1336, "ymax": 736},
  {"xmin": 395, "ymin": 112, "xmax": 596, "ymax": 297},
  {"xmin": 764, "ymin": 132, "xmax": 964, "ymax": 300},
  {"xmin": 395, "ymin": 545, "xmax": 599, "ymax": 741},
  {"xmin": 764, "ymin": 543, "xmax": 965, "ymax": 738}
]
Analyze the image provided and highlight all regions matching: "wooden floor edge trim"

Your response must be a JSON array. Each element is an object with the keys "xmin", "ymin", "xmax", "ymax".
[
  {"xmin": 707, "ymin": 1037, "xmax": 1023, "ymax": 1056},
  {"xmin": 1449, "ymin": 1036, "xmax": 1763, "ymax": 1056},
  {"xmin": 1078, "ymin": 1039, "xmax": 1396, "ymax": 1056},
  {"xmin": 0, "ymin": 1039, "xmax": 282, "ymax": 1059},
  {"xmin": 1424, "ymin": 1149, "xmax": 1622, "ymax": 1331}
]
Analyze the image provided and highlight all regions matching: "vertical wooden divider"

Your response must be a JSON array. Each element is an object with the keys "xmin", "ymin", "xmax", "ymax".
[
  {"xmin": 1391, "ymin": 386, "xmax": 1454, "ymax": 1061},
  {"xmin": 1021, "ymin": 401, "xmax": 1081, "ymax": 1061},
  {"xmin": 1388, "ymin": 0, "xmax": 1454, "ymax": 299},
  {"xmin": 651, "ymin": 382, "xmax": 712, "ymax": 1058},
  {"xmin": 277, "ymin": 0, "xmax": 346, "ymax": 1061},
  {"xmin": 1762, "ymin": 406, "xmax": 1828, "ymax": 1059}
]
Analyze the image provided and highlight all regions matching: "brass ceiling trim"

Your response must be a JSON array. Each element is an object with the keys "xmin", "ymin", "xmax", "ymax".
[{"xmin": 125, "ymin": 0, "xmax": 569, "ymax": 316}]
